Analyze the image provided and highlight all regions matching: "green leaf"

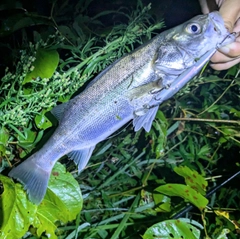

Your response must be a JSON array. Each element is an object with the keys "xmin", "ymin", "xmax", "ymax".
[
  {"xmin": 155, "ymin": 184, "xmax": 208, "ymax": 211},
  {"xmin": 142, "ymin": 219, "xmax": 200, "ymax": 239},
  {"xmin": 17, "ymin": 128, "xmax": 44, "ymax": 158},
  {"xmin": 148, "ymin": 110, "xmax": 168, "ymax": 158},
  {"xmin": 153, "ymin": 193, "xmax": 171, "ymax": 213},
  {"xmin": 0, "ymin": 163, "xmax": 82, "ymax": 238},
  {"xmin": 47, "ymin": 162, "xmax": 83, "ymax": 221},
  {"xmin": 0, "ymin": 127, "xmax": 9, "ymax": 156},
  {"xmin": 230, "ymin": 108, "xmax": 240, "ymax": 118},
  {"xmin": 17, "ymin": 127, "xmax": 39, "ymax": 158},
  {"xmin": 216, "ymin": 229, "xmax": 230, "ymax": 239},
  {"xmin": 0, "ymin": 174, "xmax": 37, "ymax": 238},
  {"xmin": 0, "ymin": 13, "xmax": 52, "ymax": 37},
  {"xmin": 174, "ymin": 166, "xmax": 208, "ymax": 195},
  {"xmin": 221, "ymin": 127, "xmax": 240, "ymax": 137},
  {"xmin": 23, "ymin": 48, "xmax": 59, "ymax": 84},
  {"xmin": 17, "ymin": 127, "xmax": 37, "ymax": 147},
  {"xmin": 226, "ymin": 65, "xmax": 239, "ymax": 77},
  {"xmin": 197, "ymin": 145, "xmax": 210, "ymax": 158},
  {"xmin": 34, "ymin": 110, "xmax": 53, "ymax": 130},
  {"xmin": 33, "ymin": 163, "xmax": 82, "ymax": 238}
]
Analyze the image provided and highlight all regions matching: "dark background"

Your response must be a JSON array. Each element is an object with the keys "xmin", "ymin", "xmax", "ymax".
[{"xmin": 0, "ymin": 0, "xmax": 208, "ymax": 74}]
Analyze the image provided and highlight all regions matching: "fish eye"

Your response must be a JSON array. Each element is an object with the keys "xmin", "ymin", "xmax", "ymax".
[{"xmin": 186, "ymin": 23, "xmax": 201, "ymax": 34}]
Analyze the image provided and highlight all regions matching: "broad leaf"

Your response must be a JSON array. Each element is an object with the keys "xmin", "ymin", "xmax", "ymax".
[
  {"xmin": 34, "ymin": 162, "xmax": 83, "ymax": 238},
  {"xmin": 0, "ymin": 175, "xmax": 37, "ymax": 238},
  {"xmin": 174, "ymin": 166, "xmax": 208, "ymax": 195},
  {"xmin": 142, "ymin": 219, "xmax": 200, "ymax": 239},
  {"xmin": 45, "ymin": 162, "xmax": 83, "ymax": 222},
  {"xmin": 153, "ymin": 193, "xmax": 171, "ymax": 213},
  {"xmin": 23, "ymin": 48, "xmax": 59, "ymax": 84},
  {"xmin": 155, "ymin": 184, "xmax": 208, "ymax": 210},
  {"xmin": 216, "ymin": 229, "xmax": 230, "ymax": 239},
  {"xmin": 0, "ymin": 163, "xmax": 82, "ymax": 238},
  {"xmin": 34, "ymin": 110, "xmax": 53, "ymax": 130}
]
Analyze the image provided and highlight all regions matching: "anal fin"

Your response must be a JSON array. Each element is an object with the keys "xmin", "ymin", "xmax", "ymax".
[{"xmin": 68, "ymin": 146, "xmax": 95, "ymax": 173}]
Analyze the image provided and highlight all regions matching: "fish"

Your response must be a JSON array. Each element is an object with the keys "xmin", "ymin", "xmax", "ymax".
[{"xmin": 9, "ymin": 11, "xmax": 232, "ymax": 204}]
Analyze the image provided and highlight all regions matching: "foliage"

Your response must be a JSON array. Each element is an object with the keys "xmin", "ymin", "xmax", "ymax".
[
  {"xmin": 0, "ymin": 0, "xmax": 163, "ymax": 170},
  {"xmin": 142, "ymin": 219, "xmax": 201, "ymax": 239},
  {"xmin": 0, "ymin": 0, "xmax": 240, "ymax": 238},
  {"xmin": 0, "ymin": 163, "xmax": 82, "ymax": 238}
]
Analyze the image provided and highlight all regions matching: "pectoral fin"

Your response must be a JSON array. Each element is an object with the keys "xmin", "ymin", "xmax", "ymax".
[
  {"xmin": 68, "ymin": 146, "xmax": 95, "ymax": 173},
  {"xmin": 127, "ymin": 80, "xmax": 163, "ymax": 100},
  {"xmin": 133, "ymin": 106, "xmax": 159, "ymax": 132}
]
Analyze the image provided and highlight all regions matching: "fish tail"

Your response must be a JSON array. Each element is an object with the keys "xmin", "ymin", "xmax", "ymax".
[{"xmin": 8, "ymin": 156, "xmax": 51, "ymax": 205}]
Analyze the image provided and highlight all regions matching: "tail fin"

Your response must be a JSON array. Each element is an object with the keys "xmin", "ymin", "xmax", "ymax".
[{"xmin": 8, "ymin": 157, "xmax": 50, "ymax": 205}]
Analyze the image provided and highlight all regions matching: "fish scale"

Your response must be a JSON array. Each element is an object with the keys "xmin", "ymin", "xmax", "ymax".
[{"xmin": 9, "ymin": 11, "xmax": 232, "ymax": 204}]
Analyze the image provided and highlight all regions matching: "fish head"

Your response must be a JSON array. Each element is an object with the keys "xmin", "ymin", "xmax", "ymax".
[
  {"xmin": 154, "ymin": 11, "xmax": 233, "ymax": 77},
  {"xmin": 169, "ymin": 11, "xmax": 231, "ymax": 60}
]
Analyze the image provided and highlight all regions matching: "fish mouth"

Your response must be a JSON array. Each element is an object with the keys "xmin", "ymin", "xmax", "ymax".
[
  {"xmin": 208, "ymin": 11, "xmax": 237, "ymax": 46},
  {"xmin": 208, "ymin": 11, "xmax": 228, "ymax": 35}
]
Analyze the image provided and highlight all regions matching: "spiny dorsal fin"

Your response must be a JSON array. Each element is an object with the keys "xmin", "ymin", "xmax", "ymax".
[{"xmin": 51, "ymin": 101, "xmax": 70, "ymax": 121}]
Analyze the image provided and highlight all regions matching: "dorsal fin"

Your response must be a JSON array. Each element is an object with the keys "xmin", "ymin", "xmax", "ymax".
[{"xmin": 51, "ymin": 101, "xmax": 70, "ymax": 121}]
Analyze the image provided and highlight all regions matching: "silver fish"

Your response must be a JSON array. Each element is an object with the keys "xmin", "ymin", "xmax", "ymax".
[{"xmin": 9, "ymin": 12, "xmax": 231, "ymax": 204}]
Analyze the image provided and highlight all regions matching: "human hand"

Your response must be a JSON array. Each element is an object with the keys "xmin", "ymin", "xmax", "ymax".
[{"xmin": 199, "ymin": 0, "xmax": 240, "ymax": 70}]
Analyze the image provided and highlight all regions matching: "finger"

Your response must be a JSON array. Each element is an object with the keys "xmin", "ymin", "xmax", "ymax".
[
  {"xmin": 233, "ymin": 18, "xmax": 240, "ymax": 32},
  {"xmin": 218, "ymin": 41, "xmax": 240, "ymax": 58},
  {"xmin": 219, "ymin": 0, "xmax": 240, "ymax": 31},
  {"xmin": 199, "ymin": 0, "xmax": 218, "ymax": 14},
  {"xmin": 199, "ymin": 0, "xmax": 210, "ymax": 14},
  {"xmin": 210, "ymin": 41, "xmax": 240, "ymax": 63},
  {"xmin": 211, "ymin": 51, "xmax": 232, "ymax": 63},
  {"xmin": 210, "ymin": 57, "xmax": 240, "ymax": 70}
]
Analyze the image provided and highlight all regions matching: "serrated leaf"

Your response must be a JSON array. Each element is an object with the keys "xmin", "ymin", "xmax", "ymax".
[
  {"xmin": 174, "ymin": 166, "xmax": 208, "ymax": 195},
  {"xmin": 142, "ymin": 219, "xmax": 200, "ymax": 239},
  {"xmin": 197, "ymin": 145, "xmax": 210, "ymax": 157},
  {"xmin": 155, "ymin": 184, "xmax": 208, "ymax": 210},
  {"xmin": 23, "ymin": 48, "xmax": 59, "ymax": 84},
  {"xmin": 33, "ymin": 163, "xmax": 82, "ymax": 238},
  {"xmin": 0, "ymin": 163, "xmax": 82, "ymax": 239},
  {"xmin": 0, "ymin": 174, "xmax": 37, "ymax": 239}
]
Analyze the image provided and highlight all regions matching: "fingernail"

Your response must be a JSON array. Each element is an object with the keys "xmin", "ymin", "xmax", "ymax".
[{"xmin": 219, "ymin": 46, "xmax": 230, "ymax": 54}]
